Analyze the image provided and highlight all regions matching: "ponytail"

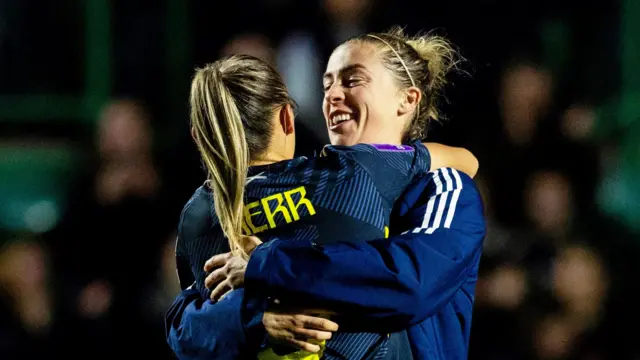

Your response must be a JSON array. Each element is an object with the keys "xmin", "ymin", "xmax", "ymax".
[
  {"xmin": 405, "ymin": 35, "xmax": 459, "ymax": 122},
  {"xmin": 190, "ymin": 66, "xmax": 250, "ymax": 259}
]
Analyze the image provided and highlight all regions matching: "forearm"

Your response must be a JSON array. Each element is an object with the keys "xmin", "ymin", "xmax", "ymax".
[{"xmin": 247, "ymin": 230, "xmax": 481, "ymax": 332}]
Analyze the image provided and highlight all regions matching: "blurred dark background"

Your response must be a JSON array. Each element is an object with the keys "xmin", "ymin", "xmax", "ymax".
[{"xmin": 1, "ymin": 0, "xmax": 639, "ymax": 359}]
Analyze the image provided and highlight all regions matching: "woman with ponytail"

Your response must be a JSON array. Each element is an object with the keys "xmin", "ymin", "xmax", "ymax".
[{"xmin": 188, "ymin": 59, "xmax": 293, "ymax": 260}]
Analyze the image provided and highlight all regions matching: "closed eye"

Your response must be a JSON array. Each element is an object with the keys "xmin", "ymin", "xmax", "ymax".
[
  {"xmin": 323, "ymin": 77, "xmax": 364, "ymax": 92},
  {"xmin": 345, "ymin": 79, "xmax": 362, "ymax": 87}
]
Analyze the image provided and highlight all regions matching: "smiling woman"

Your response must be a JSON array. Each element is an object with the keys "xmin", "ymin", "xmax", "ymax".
[{"xmin": 322, "ymin": 27, "xmax": 460, "ymax": 146}]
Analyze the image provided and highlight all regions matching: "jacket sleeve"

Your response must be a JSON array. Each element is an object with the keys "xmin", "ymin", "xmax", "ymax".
[
  {"xmin": 165, "ymin": 287, "xmax": 259, "ymax": 360},
  {"xmin": 244, "ymin": 167, "xmax": 486, "ymax": 332}
]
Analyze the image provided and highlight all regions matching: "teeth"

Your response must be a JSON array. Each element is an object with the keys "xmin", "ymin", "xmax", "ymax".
[{"xmin": 331, "ymin": 113, "xmax": 353, "ymax": 125}]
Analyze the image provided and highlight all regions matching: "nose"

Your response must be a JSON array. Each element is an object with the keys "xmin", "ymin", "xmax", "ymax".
[{"xmin": 324, "ymin": 83, "xmax": 345, "ymax": 104}]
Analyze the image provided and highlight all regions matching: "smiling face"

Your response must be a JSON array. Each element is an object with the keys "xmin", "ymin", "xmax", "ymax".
[{"xmin": 322, "ymin": 42, "xmax": 407, "ymax": 146}]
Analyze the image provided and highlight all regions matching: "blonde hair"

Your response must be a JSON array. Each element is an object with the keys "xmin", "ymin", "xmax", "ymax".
[
  {"xmin": 189, "ymin": 55, "xmax": 293, "ymax": 259},
  {"xmin": 353, "ymin": 26, "xmax": 462, "ymax": 141}
]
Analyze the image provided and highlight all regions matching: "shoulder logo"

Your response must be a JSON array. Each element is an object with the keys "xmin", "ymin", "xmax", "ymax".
[{"xmin": 370, "ymin": 144, "xmax": 413, "ymax": 152}]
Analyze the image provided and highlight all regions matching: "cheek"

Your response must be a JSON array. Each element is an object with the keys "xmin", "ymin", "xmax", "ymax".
[
  {"xmin": 352, "ymin": 88, "xmax": 377, "ymax": 116},
  {"xmin": 363, "ymin": 93, "xmax": 397, "ymax": 125},
  {"xmin": 367, "ymin": 86, "xmax": 397, "ymax": 115}
]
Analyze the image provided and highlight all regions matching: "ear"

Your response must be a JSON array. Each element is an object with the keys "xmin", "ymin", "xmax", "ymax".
[
  {"xmin": 398, "ymin": 87, "xmax": 422, "ymax": 117},
  {"xmin": 279, "ymin": 103, "xmax": 295, "ymax": 135}
]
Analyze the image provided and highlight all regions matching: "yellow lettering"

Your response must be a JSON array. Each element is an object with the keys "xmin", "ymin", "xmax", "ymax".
[
  {"xmin": 384, "ymin": 226, "xmax": 389, "ymax": 239},
  {"xmin": 284, "ymin": 187, "xmax": 316, "ymax": 220},
  {"xmin": 244, "ymin": 201, "xmax": 268, "ymax": 234},
  {"xmin": 241, "ymin": 187, "xmax": 315, "ymax": 234},
  {"xmin": 262, "ymin": 193, "xmax": 292, "ymax": 228}
]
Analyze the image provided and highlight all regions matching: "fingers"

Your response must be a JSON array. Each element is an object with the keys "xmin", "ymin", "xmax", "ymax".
[
  {"xmin": 285, "ymin": 339, "xmax": 321, "ymax": 353},
  {"xmin": 204, "ymin": 253, "xmax": 231, "ymax": 272},
  {"xmin": 264, "ymin": 313, "xmax": 339, "ymax": 332},
  {"xmin": 265, "ymin": 319, "xmax": 333, "ymax": 341},
  {"xmin": 267, "ymin": 330, "xmax": 323, "ymax": 353},
  {"xmin": 290, "ymin": 327, "xmax": 333, "ymax": 341},
  {"xmin": 204, "ymin": 267, "xmax": 225, "ymax": 289},
  {"xmin": 263, "ymin": 312, "xmax": 338, "ymax": 354},
  {"xmin": 291, "ymin": 314, "xmax": 339, "ymax": 332},
  {"xmin": 262, "ymin": 312, "xmax": 338, "ymax": 334},
  {"xmin": 210, "ymin": 279, "xmax": 231, "ymax": 301}
]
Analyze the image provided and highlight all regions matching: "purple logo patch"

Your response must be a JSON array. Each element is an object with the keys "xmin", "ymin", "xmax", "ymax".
[{"xmin": 371, "ymin": 144, "xmax": 413, "ymax": 152}]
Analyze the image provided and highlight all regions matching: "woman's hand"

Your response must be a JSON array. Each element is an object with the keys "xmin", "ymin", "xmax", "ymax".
[
  {"xmin": 204, "ymin": 253, "xmax": 248, "ymax": 301},
  {"xmin": 263, "ymin": 310, "xmax": 339, "ymax": 353},
  {"xmin": 203, "ymin": 235, "xmax": 262, "ymax": 301}
]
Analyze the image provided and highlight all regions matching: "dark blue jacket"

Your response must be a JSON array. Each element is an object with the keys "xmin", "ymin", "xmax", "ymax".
[{"xmin": 166, "ymin": 167, "xmax": 485, "ymax": 359}]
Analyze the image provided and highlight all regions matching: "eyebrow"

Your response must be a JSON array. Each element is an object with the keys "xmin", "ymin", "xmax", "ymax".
[{"xmin": 323, "ymin": 63, "xmax": 369, "ymax": 80}]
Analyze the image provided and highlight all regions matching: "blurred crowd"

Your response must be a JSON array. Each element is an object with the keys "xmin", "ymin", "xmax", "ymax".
[{"xmin": 1, "ymin": 0, "xmax": 639, "ymax": 359}]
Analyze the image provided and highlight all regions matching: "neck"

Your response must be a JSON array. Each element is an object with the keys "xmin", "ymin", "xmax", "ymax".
[
  {"xmin": 250, "ymin": 151, "xmax": 290, "ymax": 167},
  {"xmin": 371, "ymin": 127, "xmax": 404, "ymax": 145}
]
